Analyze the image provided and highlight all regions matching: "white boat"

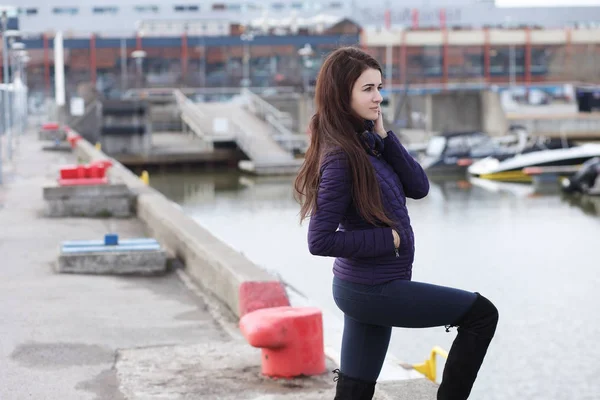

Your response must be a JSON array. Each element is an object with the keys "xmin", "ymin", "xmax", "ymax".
[{"xmin": 467, "ymin": 143, "xmax": 600, "ymax": 182}]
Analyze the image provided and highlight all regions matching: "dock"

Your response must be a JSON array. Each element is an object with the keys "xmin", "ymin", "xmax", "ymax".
[
  {"xmin": 174, "ymin": 89, "xmax": 306, "ymax": 175},
  {"xmin": 0, "ymin": 124, "xmax": 438, "ymax": 399},
  {"xmin": 111, "ymin": 131, "xmax": 244, "ymax": 167},
  {"xmin": 506, "ymin": 109, "xmax": 600, "ymax": 140}
]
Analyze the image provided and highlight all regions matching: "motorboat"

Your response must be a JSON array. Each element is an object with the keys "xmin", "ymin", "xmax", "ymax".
[
  {"xmin": 468, "ymin": 143, "xmax": 600, "ymax": 182},
  {"xmin": 561, "ymin": 157, "xmax": 600, "ymax": 194},
  {"xmin": 419, "ymin": 130, "xmax": 518, "ymax": 177}
]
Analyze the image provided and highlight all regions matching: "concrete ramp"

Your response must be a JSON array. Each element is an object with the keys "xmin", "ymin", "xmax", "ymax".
[{"xmin": 180, "ymin": 97, "xmax": 303, "ymax": 175}]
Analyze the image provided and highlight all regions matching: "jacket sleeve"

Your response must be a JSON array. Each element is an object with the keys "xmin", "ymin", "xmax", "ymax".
[
  {"xmin": 382, "ymin": 131, "xmax": 430, "ymax": 199},
  {"xmin": 307, "ymin": 151, "xmax": 396, "ymax": 258}
]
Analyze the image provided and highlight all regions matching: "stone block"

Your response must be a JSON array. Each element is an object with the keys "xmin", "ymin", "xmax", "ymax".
[
  {"xmin": 57, "ymin": 238, "xmax": 167, "ymax": 275},
  {"xmin": 43, "ymin": 183, "xmax": 133, "ymax": 218},
  {"xmin": 39, "ymin": 129, "xmax": 68, "ymax": 141}
]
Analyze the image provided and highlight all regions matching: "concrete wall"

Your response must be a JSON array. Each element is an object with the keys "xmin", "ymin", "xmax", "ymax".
[
  {"xmin": 73, "ymin": 139, "xmax": 277, "ymax": 319},
  {"xmin": 401, "ymin": 90, "xmax": 508, "ymax": 136},
  {"xmin": 261, "ymin": 89, "xmax": 507, "ymax": 139},
  {"xmin": 429, "ymin": 91, "xmax": 483, "ymax": 133}
]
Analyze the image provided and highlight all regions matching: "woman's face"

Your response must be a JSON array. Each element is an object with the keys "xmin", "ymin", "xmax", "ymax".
[{"xmin": 350, "ymin": 68, "xmax": 383, "ymax": 122}]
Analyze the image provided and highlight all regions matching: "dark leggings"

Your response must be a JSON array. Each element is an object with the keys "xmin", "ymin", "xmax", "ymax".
[{"xmin": 332, "ymin": 276, "xmax": 478, "ymax": 382}]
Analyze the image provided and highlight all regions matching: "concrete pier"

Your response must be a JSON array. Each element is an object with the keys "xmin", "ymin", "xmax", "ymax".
[{"xmin": 0, "ymin": 125, "xmax": 437, "ymax": 399}]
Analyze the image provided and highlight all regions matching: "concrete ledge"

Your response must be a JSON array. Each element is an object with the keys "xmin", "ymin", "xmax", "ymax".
[
  {"xmin": 57, "ymin": 249, "xmax": 167, "ymax": 275},
  {"xmin": 375, "ymin": 379, "xmax": 438, "ymax": 400},
  {"xmin": 43, "ymin": 183, "xmax": 133, "ymax": 218}
]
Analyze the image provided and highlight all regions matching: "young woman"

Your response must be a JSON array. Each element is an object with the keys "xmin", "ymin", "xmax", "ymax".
[{"xmin": 294, "ymin": 47, "xmax": 499, "ymax": 400}]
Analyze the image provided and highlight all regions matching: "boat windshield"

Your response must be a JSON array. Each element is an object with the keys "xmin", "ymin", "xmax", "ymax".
[{"xmin": 426, "ymin": 136, "xmax": 447, "ymax": 157}]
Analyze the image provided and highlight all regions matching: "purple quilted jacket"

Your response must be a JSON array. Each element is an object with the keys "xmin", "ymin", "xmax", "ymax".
[{"xmin": 307, "ymin": 130, "xmax": 429, "ymax": 285}]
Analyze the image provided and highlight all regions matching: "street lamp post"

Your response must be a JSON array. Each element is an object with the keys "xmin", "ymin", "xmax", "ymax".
[
  {"xmin": 17, "ymin": 53, "xmax": 29, "ymax": 137},
  {"xmin": 11, "ymin": 42, "xmax": 25, "ymax": 144},
  {"xmin": 1, "ymin": 11, "xmax": 8, "ymax": 179},
  {"xmin": 240, "ymin": 32, "xmax": 254, "ymax": 88},
  {"xmin": 297, "ymin": 43, "xmax": 314, "ymax": 94},
  {"xmin": 2, "ymin": 28, "xmax": 22, "ymax": 161},
  {"xmin": 131, "ymin": 50, "xmax": 147, "ymax": 91}
]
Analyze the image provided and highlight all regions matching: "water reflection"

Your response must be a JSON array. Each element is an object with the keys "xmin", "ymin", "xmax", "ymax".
[{"xmin": 150, "ymin": 170, "xmax": 600, "ymax": 400}]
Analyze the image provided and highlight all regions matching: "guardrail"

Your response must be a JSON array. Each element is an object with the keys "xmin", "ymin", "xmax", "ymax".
[
  {"xmin": 173, "ymin": 89, "xmax": 211, "ymax": 139},
  {"xmin": 241, "ymin": 88, "xmax": 308, "ymax": 153},
  {"xmin": 0, "ymin": 83, "xmax": 29, "ymax": 185},
  {"xmin": 173, "ymin": 87, "xmax": 307, "ymax": 156},
  {"xmin": 125, "ymin": 86, "xmax": 298, "ymax": 100}
]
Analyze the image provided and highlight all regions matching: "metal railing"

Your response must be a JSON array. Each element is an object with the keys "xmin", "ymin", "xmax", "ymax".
[
  {"xmin": 124, "ymin": 86, "xmax": 298, "ymax": 101},
  {"xmin": 173, "ymin": 89, "xmax": 210, "ymax": 139},
  {"xmin": 0, "ymin": 82, "xmax": 29, "ymax": 185},
  {"xmin": 241, "ymin": 87, "xmax": 308, "ymax": 152}
]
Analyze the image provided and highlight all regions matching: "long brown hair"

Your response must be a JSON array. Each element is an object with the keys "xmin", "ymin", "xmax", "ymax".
[{"xmin": 294, "ymin": 46, "xmax": 395, "ymax": 227}]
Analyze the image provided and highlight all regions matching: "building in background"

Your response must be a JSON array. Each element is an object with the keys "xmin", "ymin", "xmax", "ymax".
[{"xmin": 0, "ymin": 1, "xmax": 599, "ymax": 99}]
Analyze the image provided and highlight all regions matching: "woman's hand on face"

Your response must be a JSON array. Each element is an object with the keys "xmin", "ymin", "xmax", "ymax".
[{"xmin": 375, "ymin": 110, "xmax": 387, "ymax": 138}]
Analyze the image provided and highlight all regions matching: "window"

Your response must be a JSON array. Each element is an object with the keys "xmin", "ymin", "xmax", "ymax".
[
  {"xmin": 25, "ymin": 8, "xmax": 38, "ymax": 15},
  {"xmin": 291, "ymin": 2, "xmax": 303, "ymax": 10},
  {"xmin": 271, "ymin": 2, "xmax": 285, "ymax": 10},
  {"xmin": 134, "ymin": 5, "xmax": 159, "ymax": 13},
  {"xmin": 329, "ymin": 2, "xmax": 342, "ymax": 9},
  {"xmin": 52, "ymin": 7, "xmax": 79, "ymax": 15},
  {"xmin": 212, "ymin": 3, "xmax": 226, "ymax": 10},
  {"xmin": 92, "ymin": 6, "xmax": 118, "ymax": 14},
  {"xmin": 228, "ymin": 3, "xmax": 241, "ymax": 10},
  {"xmin": 174, "ymin": 5, "xmax": 199, "ymax": 11}
]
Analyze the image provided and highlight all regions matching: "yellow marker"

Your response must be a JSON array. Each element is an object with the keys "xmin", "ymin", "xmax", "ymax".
[
  {"xmin": 412, "ymin": 346, "xmax": 449, "ymax": 383},
  {"xmin": 140, "ymin": 170, "xmax": 150, "ymax": 185},
  {"xmin": 95, "ymin": 142, "xmax": 102, "ymax": 151}
]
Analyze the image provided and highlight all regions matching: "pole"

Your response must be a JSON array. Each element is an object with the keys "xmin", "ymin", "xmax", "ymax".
[
  {"xmin": 2, "ymin": 14, "xmax": 10, "ymax": 170},
  {"xmin": 243, "ymin": 42, "xmax": 249, "ymax": 87},
  {"xmin": 509, "ymin": 44, "xmax": 516, "ymax": 88},
  {"xmin": 6, "ymin": 37, "xmax": 13, "ymax": 161},
  {"xmin": 54, "ymin": 31, "xmax": 65, "ymax": 109},
  {"xmin": 120, "ymin": 38, "xmax": 127, "ymax": 92},
  {"xmin": 200, "ymin": 41, "xmax": 206, "ymax": 87}
]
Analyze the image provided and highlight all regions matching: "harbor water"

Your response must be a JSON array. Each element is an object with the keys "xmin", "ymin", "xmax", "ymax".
[{"xmin": 151, "ymin": 170, "xmax": 600, "ymax": 400}]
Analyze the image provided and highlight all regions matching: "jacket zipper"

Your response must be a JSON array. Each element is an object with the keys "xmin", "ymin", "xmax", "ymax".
[{"xmin": 394, "ymin": 248, "xmax": 399, "ymax": 258}]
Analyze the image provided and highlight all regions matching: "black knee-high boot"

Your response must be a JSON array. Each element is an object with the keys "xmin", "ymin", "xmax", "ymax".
[
  {"xmin": 333, "ymin": 369, "xmax": 376, "ymax": 400},
  {"xmin": 437, "ymin": 293, "xmax": 499, "ymax": 400}
]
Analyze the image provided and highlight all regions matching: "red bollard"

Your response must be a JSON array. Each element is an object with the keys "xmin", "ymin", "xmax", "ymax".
[
  {"xmin": 239, "ymin": 306, "xmax": 326, "ymax": 378},
  {"xmin": 67, "ymin": 132, "xmax": 82, "ymax": 148},
  {"xmin": 238, "ymin": 281, "xmax": 290, "ymax": 318},
  {"xmin": 42, "ymin": 122, "xmax": 60, "ymax": 130}
]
